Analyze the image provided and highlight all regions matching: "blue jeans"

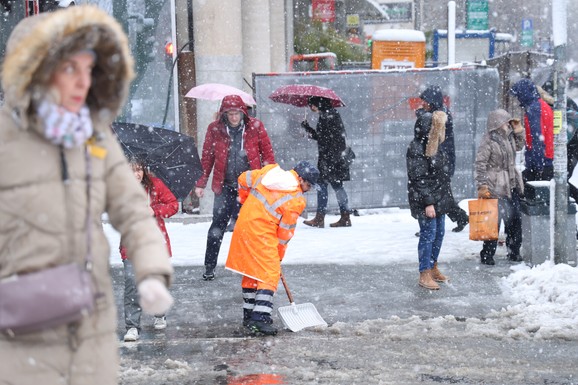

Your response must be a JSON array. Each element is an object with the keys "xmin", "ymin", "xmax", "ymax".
[
  {"xmin": 204, "ymin": 185, "xmax": 239, "ymax": 271},
  {"xmin": 317, "ymin": 180, "xmax": 350, "ymax": 214},
  {"xmin": 417, "ymin": 215, "xmax": 445, "ymax": 272}
]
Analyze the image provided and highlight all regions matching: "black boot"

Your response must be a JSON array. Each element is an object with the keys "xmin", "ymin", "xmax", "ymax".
[
  {"xmin": 245, "ymin": 320, "xmax": 278, "ymax": 336},
  {"xmin": 202, "ymin": 267, "xmax": 215, "ymax": 280},
  {"xmin": 481, "ymin": 255, "xmax": 495, "ymax": 265},
  {"xmin": 243, "ymin": 308, "xmax": 253, "ymax": 327}
]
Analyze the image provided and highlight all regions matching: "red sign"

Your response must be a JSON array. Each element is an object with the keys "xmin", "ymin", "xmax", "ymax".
[{"xmin": 312, "ymin": 0, "xmax": 335, "ymax": 23}]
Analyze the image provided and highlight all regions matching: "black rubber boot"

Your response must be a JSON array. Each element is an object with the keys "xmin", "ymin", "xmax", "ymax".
[
  {"xmin": 245, "ymin": 320, "xmax": 278, "ymax": 336},
  {"xmin": 481, "ymin": 255, "xmax": 495, "ymax": 265}
]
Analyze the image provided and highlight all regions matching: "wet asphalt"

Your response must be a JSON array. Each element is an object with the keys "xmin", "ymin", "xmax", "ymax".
[{"xmin": 111, "ymin": 259, "xmax": 578, "ymax": 385}]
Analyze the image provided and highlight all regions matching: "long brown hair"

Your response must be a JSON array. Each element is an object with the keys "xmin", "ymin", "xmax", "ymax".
[{"xmin": 129, "ymin": 158, "xmax": 153, "ymax": 193}]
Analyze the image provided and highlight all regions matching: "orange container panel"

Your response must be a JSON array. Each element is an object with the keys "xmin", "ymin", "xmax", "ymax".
[{"xmin": 371, "ymin": 41, "xmax": 426, "ymax": 69}]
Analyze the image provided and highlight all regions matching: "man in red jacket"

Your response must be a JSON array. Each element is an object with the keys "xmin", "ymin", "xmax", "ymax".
[{"xmin": 195, "ymin": 94, "xmax": 275, "ymax": 280}]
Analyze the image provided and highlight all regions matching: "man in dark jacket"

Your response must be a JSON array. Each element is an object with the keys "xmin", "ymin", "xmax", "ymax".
[
  {"xmin": 510, "ymin": 78, "xmax": 554, "ymax": 182},
  {"xmin": 418, "ymin": 85, "xmax": 469, "ymax": 232},
  {"xmin": 195, "ymin": 94, "xmax": 275, "ymax": 280}
]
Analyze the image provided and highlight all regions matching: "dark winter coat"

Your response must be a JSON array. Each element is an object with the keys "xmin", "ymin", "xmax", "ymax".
[
  {"xmin": 195, "ymin": 95, "xmax": 275, "ymax": 195},
  {"xmin": 475, "ymin": 109, "xmax": 525, "ymax": 199},
  {"xmin": 303, "ymin": 103, "xmax": 350, "ymax": 182},
  {"xmin": 419, "ymin": 85, "xmax": 456, "ymax": 177},
  {"xmin": 406, "ymin": 110, "xmax": 454, "ymax": 219},
  {"xmin": 510, "ymin": 78, "xmax": 554, "ymax": 171},
  {"xmin": 121, "ymin": 177, "xmax": 179, "ymax": 259}
]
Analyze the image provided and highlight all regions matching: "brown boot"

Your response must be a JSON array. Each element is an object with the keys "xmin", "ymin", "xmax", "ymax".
[
  {"xmin": 430, "ymin": 262, "xmax": 448, "ymax": 283},
  {"xmin": 419, "ymin": 270, "xmax": 440, "ymax": 290},
  {"xmin": 303, "ymin": 212, "xmax": 325, "ymax": 228},
  {"xmin": 330, "ymin": 211, "xmax": 351, "ymax": 227}
]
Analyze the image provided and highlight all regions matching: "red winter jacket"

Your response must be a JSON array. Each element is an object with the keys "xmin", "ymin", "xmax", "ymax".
[
  {"xmin": 120, "ymin": 177, "xmax": 178, "ymax": 259},
  {"xmin": 195, "ymin": 95, "xmax": 275, "ymax": 195}
]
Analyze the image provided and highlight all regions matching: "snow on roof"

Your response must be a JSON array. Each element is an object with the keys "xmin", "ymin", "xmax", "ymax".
[{"xmin": 372, "ymin": 29, "xmax": 425, "ymax": 42}]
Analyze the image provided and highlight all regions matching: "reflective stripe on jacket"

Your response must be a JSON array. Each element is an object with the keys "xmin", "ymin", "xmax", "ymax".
[{"xmin": 225, "ymin": 164, "xmax": 306, "ymax": 288}]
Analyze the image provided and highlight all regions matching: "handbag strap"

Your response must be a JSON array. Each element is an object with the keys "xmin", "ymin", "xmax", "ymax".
[
  {"xmin": 59, "ymin": 146, "xmax": 92, "ymax": 271},
  {"xmin": 84, "ymin": 147, "xmax": 93, "ymax": 270}
]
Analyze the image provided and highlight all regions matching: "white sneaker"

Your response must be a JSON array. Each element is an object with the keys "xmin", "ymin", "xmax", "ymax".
[
  {"xmin": 153, "ymin": 316, "xmax": 167, "ymax": 330},
  {"xmin": 123, "ymin": 327, "xmax": 139, "ymax": 342}
]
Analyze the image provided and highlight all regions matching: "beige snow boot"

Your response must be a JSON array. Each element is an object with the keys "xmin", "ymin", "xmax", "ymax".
[
  {"xmin": 419, "ymin": 270, "xmax": 440, "ymax": 290},
  {"xmin": 430, "ymin": 262, "xmax": 448, "ymax": 283}
]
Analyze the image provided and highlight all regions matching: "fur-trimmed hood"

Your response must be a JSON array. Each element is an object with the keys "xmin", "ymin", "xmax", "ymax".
[{"xmin": 1, "ymin": 5, "xmax": 134, "ymax": 127}]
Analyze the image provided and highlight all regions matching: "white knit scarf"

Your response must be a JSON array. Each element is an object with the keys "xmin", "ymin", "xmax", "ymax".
[{"xmin": 37, "ymin": 100, "xmax": 93, "ymax": 148}]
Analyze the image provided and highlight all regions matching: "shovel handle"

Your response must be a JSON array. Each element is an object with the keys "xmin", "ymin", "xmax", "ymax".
[{"xmin": 280, "ymin": 270, "xmax": 295, "ymax": 304}]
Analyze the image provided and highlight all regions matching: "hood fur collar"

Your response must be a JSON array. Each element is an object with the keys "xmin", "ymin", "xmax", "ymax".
[{"xmin": 1, "ymin": 5, "xmax": 134, "ymax": 128}]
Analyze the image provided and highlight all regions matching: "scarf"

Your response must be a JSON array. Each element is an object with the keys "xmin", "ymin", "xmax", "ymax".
[{"xmin": 37, "ymin": 100, "xmax": 93, "ymax": 148}]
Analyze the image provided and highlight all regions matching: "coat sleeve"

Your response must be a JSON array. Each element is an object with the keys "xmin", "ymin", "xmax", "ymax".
[
  {"xmin": 525, "ymin": 102, "xmax": 546, "ymax": 164},
  {"xmin": 237, "ymin": 170, "xmax": 252, "ymax": 205},
  {"xmin": 150, "ymin": 178, "xmax": 178, "ymax": 218},
  {"xmin": 474, "ymin": 135, "xmax": 492, "ymax": 189},
  {"xmin": 195, "ymin": 125, "xmax": 217, "ymax": 188},
  {"xmin": 276, "ymin": 196, "xmax": 306, "ymax": 261},
  {"xmin": 407, "ymin": 145, "xmax": 436, "ymax": 206},
  {"xmin": 257, "ymin": 122, "xmax": 276, "ymax": 165},
  {"xmin": 104, "ymin": 134, "xmax": 173, "ymax": 285}
]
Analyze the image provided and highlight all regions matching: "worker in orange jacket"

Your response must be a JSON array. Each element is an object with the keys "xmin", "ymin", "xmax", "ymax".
[{"xmin": 225, "ymin": 160, "xmax": 319, "ymax": 336}]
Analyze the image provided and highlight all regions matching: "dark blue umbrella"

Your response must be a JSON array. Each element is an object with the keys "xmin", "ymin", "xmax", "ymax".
[{"xmin": 112, "ymin": 122, "xmax": 202, "ymax": 200}]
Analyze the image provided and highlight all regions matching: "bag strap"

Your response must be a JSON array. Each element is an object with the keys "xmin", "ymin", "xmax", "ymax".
[{"xmin": 59, "ymin": 145, "xmax": 92, "ymax": 271}]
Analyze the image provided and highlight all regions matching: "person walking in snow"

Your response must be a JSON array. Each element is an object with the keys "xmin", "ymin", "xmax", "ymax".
[
  {"xmin": 301, "ymin": 96, "xmax": 353, "ymax": 228},
  {"xmin": 0, "ymin": 6, "xmax": 173, "ymax": 384},
  {"xmin": 475, "ymin": 109, "xmax": 525, "ymax": 265},
  {"xmin": 417, "ymin": 85, "xmax": 469, "ymax": 233},
  {"xmin": 406, "ymin": 109, "xmax": 453, "ymax": 290},
  {"xmin": 510, "ymin": 78, "xmax": 554, "ymax": 182},
  {"xmin": 195, "ymin": 95, "xmax": 275, "ymax": 281},
  {"xmin": 226, "ymin": 161, "xmax": 319, "ymax": 335},
  {"xmin": 121, "ymin": 159, "xmax": 178, "ymax": 341}
]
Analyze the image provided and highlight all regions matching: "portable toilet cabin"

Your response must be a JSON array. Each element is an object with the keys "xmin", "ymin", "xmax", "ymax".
[{"xmin": 371, "ymin": 29, "xmax": 426, "ymax": 70}]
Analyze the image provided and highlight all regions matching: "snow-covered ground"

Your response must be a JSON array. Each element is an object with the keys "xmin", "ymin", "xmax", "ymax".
[
  {"xmin": 107, "ymin": 207, "xmax": 578, "ymax": 384},
  {"xmin": 105, "ymin": 206, "xmax": 578, "ymax": 342}
]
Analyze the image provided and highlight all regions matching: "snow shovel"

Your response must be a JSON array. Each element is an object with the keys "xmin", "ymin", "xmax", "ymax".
[{"xmin": 277, "ymin": 270, "xmax": 327, "ymax": 332}]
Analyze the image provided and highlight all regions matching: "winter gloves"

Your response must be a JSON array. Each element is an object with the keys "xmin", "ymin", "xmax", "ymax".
[
  {"xmin": 138, "ymin": 277, "xmax": 174, "ymax": 315},
  {"xmin": 478, "ymin": 185, "xmax": 492, "ymax": 199}
]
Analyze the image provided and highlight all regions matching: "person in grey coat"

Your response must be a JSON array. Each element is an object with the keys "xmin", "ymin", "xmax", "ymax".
[{"xmin": 475, "ymin": 109, "xmax": 525, "ymax": 265}]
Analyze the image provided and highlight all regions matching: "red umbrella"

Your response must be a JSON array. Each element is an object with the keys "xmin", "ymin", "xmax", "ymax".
[{"xmin": 269, "ymin": 84, "xmax": 345, "ymax": 108}]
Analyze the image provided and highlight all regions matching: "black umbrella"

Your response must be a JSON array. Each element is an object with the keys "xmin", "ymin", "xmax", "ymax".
[{"xmin": 111, "ymin": 122, "xmax": 202, "ymax": 200}]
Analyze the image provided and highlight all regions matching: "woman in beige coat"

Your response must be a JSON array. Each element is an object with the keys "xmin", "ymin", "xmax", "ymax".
[
  {"xmin": 0, "ymin": 6, "xmax": 173, "ymax": 385},
  {"xmin": 475, "ymin": 109, "xmax": 525, "ymax": 265}
]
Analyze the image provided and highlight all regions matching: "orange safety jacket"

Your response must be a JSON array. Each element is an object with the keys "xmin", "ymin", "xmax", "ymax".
[{"xmin": 225, "ymin": 164, "xmax": 306, "ymax": 288}]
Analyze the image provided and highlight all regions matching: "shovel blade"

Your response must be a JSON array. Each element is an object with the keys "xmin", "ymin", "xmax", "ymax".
[{"xmin": 278, "ymin": 302, "xmax": 327, "ymax": 332}]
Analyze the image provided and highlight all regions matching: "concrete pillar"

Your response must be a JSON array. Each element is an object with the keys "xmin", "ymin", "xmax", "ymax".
[
  {"xmin": 242, "ymin": 0, "xmax": 271, "ymax": 87},
  {"xmin": 193, "ymin": 0, "xmax": 243, "ymax": 213},
  {"xmin": 270, "ymin": 0, "xmax": 289, "ymax": 73}
]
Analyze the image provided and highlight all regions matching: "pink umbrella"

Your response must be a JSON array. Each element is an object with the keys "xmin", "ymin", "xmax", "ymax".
[
  {"xmin": 185, "ymin": 83, "xmax": 256, "ymax": 105},
  {"xmin": 269, "ymin": 84, "xmax": 345, "ymax": 108}
]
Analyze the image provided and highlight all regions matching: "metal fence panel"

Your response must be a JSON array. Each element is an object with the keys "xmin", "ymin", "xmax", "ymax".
[{"xmin": 254, "ymin": 66, "xmax": 500, "ymax": 213}]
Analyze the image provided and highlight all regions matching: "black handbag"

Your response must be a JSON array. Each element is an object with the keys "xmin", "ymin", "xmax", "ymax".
[{"xmin": 343, "ymin": 146, "xmax": 356, "ymax": 166}]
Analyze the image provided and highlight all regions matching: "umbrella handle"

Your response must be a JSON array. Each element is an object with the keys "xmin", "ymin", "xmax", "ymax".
[{"xmin": 280, "ymin": 269, "xmax": 295, "ymax": 304}]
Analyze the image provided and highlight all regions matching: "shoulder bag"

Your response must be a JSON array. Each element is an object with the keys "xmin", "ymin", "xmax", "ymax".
[{"xmin": 0, "ymin": 147, "xmax": 96, "ymax": 334}]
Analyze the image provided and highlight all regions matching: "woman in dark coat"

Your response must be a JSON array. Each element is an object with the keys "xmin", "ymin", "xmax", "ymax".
[
  {"xmin": 407, "ymin": 109, "xmax": 454, "ymax": 290},
  {"xmin": 301, "ymin": 96, "xmax": 352, "ymax": 228}
]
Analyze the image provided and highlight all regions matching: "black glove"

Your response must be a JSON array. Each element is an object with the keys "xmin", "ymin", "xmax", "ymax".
[{"xmin": 301, "ymin": 120, "xmax": 311, "ymax": 130}]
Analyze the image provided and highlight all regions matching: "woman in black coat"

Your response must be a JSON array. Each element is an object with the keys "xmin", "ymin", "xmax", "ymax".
[
  {"xmin": 301, "ymin": 96, "xmax": 352, "ymax": 228},
  {"xmin": 407, "ymin": 109, "xmax": 454, "ymax": 290}
]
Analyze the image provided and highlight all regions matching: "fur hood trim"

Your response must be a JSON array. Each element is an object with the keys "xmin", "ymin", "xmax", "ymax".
[
  {"xmin": 425, "ymin": 110, "xmax": 447, "ymax": 157},
  {"xmin": 1, "ymin": 5, "xmax": 134, "ymax": 127}
]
